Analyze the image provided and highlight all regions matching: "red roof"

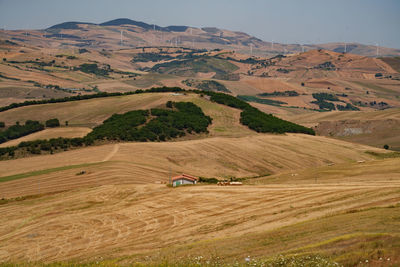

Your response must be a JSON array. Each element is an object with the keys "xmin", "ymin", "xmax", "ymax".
[{"xmin": 172, "ymin": 173, "xmax": 198, "ymax": 182}]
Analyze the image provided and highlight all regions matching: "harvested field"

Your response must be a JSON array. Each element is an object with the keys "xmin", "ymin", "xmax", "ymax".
[
  {"xmin": 0, "ymin": 168, "xmax": 399, "ymax": 264},
  {"xmin": 0, "ymin": 134, "xmax": 387, "ymax": 198}
]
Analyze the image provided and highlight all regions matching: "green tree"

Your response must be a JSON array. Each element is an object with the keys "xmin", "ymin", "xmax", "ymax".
[
  {"xmin": 383, "ymin": 144, "xmax": 389, "ymax": 150},
  {"xmin": 45, "ymin": 118, "xmax": 60, "ymax": 128}
]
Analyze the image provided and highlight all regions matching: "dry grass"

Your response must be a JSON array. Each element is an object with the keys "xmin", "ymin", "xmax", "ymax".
[
  {"xmin": 0, "ymin": 134, "xmax": 387, "ymax": 198},
  {"xmin": 0, "ymin": 175, "xmax": 398, "ymax": 264}
]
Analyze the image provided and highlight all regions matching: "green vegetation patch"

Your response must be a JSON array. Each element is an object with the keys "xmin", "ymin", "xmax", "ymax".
[
  {"xmin": 132, "ymin": 52, "xmax": 174, "ymax": 62},
  {"xmin": 240, "ymin": 107, "xmax": 315, "ymax": 134},
  {"xmin": 204, "ymin": 91, "xmax": 314, "ymax": 135},
  {"xmin": 311, "ymin": 93, "xmax": 341, "ymax": 111},
  {"xmin": 336, "ymin": 103, "xmax": 360, "ymax": 111},
  {"xmin": 238, "ymin": 95, "xmax": 286, "ymax": 106},
  {"xmin": 182, "ymin": 79, "xmax": 231, "ymax": 93},
  {"xmin": 45, "ymin": 118, "xmax": 60, "ymax": 128},
  {"xmin": 150, "ymin": 56, "xmax": 240, "ymax": 81},
  {"xmin": 258, "ymin": 91, "xmax": 299, "ymax": 97},
  {"xmin": 74, "ymin": 63, "xmax": 109, "ymax": 76},
  {"xmin": 87, "ymin": 101, "xmax": 212, "ymax": 142}
]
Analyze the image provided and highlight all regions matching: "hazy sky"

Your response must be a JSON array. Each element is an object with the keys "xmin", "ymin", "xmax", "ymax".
[{"xmin": 1, "ymin": 0, "xmax": 399, "ymax": 48}]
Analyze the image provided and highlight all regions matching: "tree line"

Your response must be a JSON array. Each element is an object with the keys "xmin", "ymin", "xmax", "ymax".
[{"xmin": 0, "ymin": 87, "xmax": 185, "ymax": 113}]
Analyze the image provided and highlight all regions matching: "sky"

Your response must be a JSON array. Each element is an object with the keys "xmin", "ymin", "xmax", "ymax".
[{"xmin": 0, "ymin": 0, "xmax": 399, "ymax": 49}]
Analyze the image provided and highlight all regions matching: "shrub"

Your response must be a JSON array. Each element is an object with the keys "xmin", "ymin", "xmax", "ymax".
[
  {"xmin": 384, "ymin": 144, "xmax": 389, "ymax": 150},
  {"xmin": 199, "ymin": 177, "xmax": 219, "ymax": 184},
  {"xmin": 0, "ymin": 121, "xmax": 5, "ymax": 128},
  {"xmin": 337, "ymin": 103, "xmax": 360, "ymax": 111},
  {"xmin": 45, "ymin": 118, "xmax": 60, "ymax": 127}
]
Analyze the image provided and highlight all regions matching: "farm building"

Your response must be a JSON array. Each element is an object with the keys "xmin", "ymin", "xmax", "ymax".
[{"xmin": 172, "ymin": 174, "xmax": 198, "ymax": 187}]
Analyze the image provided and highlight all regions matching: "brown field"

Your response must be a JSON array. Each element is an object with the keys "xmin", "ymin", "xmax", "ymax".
[
  {"xmin": 0, "ymin": 133, "xmax": 386, "ymax": 199},
  {"xmin": 0, "ymin": 156, "xmax": 399, "ymax": 265}
]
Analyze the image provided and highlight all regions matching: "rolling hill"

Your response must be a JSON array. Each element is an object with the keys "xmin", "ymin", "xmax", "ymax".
[
  {"xmin": 1, "ymin": 16, "xmax": 400, "ymax": 266},
  {"xmin": 1, "ymin": 18, "xmax": 400, "ymax": 57}
]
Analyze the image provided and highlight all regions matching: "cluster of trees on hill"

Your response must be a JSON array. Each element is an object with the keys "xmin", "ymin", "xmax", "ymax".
[
  {"xmin": 258, "ymin": 91, "xmax": 299, "ymax": 97},
  {"xmin": 74, "ymin": 63, "xmax": 109, "ymax": 76},
  {"xmin": 311, "ymin": 93, "xmax": 340, "ymax": 111},
  {"xmin": 132, "ymin": 53, "xmax": 174, "ymax": 62},
  {"xmin": 240, "ymin": 107, "xmax": 315, "ymax": 134},
  {"xmin": 0, "ymin": 120, "xmax": 44, "ymax": 144},
  {"xmin": 182, "ymin": 79, "xmax": 231, "ymax": 93},
  {"xmin": 336, "ymin": 103, "xmax": 360, "ymax": 111},
  {"xmin": 311, "ymin": 93, "xmax": 359, "ymax": 111},
  {"xmin": 45, "ymin": 118, "xmax": 60, "ymax": 127},
  {"xmin": 237, "ymin": 95, "xmax": 286, "ymax": 106},
  {"xmin": 88, "ymin": 101, "xmax": 212, "ymax": 142},
  {"xmin": 202, "ymin": 91, "xmax": 315, "ymax": 135},
  {"xmin": 149, "ymin": 56, "xmax": 240, "ymax": 81},
  {"xmin": 314, "ymin": 61, "xmax": 336, "ymax": 70}
]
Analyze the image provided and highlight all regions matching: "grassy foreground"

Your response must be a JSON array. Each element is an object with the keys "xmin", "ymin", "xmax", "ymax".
[{"xmin": 1, "ymin": 205, "xmax": 398, "ymax": 266}]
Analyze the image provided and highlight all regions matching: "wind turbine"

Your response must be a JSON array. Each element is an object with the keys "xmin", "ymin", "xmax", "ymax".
[
  {"xmin": 120, "ymin": 30, "xmax": 123, "ymax": 46},
  {"xmin": 271, "ymin": 39, "xmax": 274, "ymax": 50},
  {"xmin": 376, "ymin": 43, "xmax": 379, "ymax": 57},
  {"xmin": 250, "ymin": 43, "xmax": 253, "ymax": 55}
]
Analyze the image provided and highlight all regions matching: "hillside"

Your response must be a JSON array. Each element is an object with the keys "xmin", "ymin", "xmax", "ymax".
[
  {"xmin": 0, "ymin": 90, "xmax": 399, "ymax": 266},
  {"xmin": 2, "ymin": 18, "xmax": 400, "ymax": 57}
]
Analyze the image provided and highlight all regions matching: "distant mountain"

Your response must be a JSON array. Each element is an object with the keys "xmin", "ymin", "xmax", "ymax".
[
  {"xmin": 99, "ymin": 18, "xmax": 163, "ymax": 31},
  {"xmin": 47, "ymin": 21, "xmax": 96, "ymax": 30},
  {"xmin": 13, "ymin": 18, "xmax": 400, "ymax": 57}
]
